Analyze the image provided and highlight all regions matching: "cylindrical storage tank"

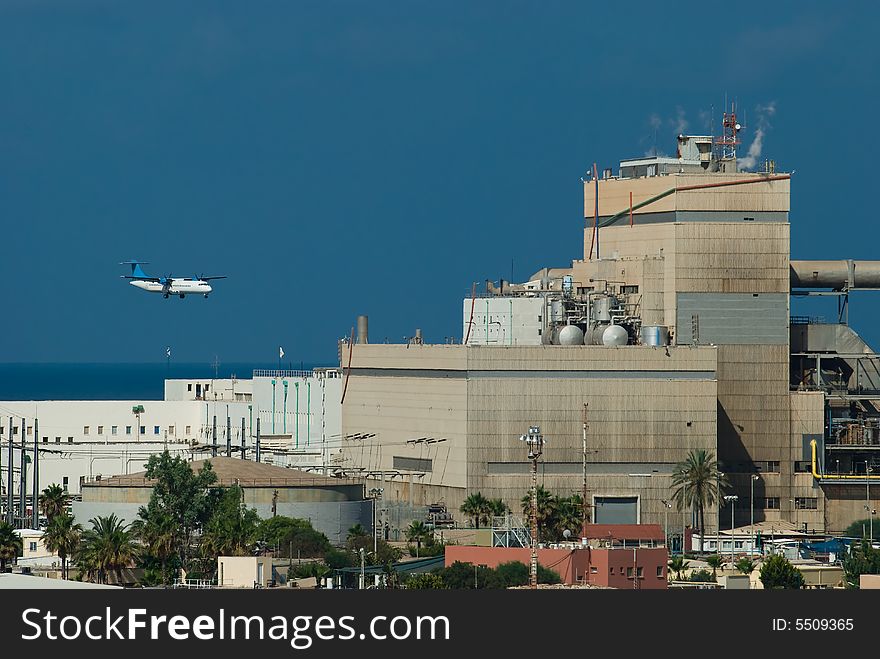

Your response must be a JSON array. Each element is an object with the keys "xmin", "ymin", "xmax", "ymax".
[
  {"xmin": 602, "ymin": 324, "xmax": 629, "ymax": 346},
  {"xmin": 558, "ymin": 325, "xmax": 585, "ymax": 346},
  {"xmin": 585, "ymin": 323, "xmax": 606, "ymax": 345},
  {"xmin": 356, "ymin": 315, "xmax": 369, "ymax": 344},
  {"xmin": 592, "ymin": 296, "xmax": 613, "ymax": 322},
  {"xmin": 640, "ymin": 325, "xmax": 669, "ymax": 346}
]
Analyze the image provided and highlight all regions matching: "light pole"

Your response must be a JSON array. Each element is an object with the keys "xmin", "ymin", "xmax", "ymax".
[
  {"xmin": 724, "ymin": 495, "xmax": 738, "ymax": 562},
  {"xmin": 661, "ymin": 500, "xmax": 672, "ymax": 550},
  {"xmin": 359, "ymin": 547, "xmax": 365, "ymax": 590},
  {"xmin": 519, "ymin": 425, "xmax": 545, "ymax": 589},
  {"xmin": 750, "ymin": 475, "xmax": 760, "ymax": 555},
  {"xmin": 867, "ymin": 461, "xmax": 873, "ymax": 543},
  {"xmin": 369, "ymin": 487, "xmax": 383, "ymax": 557}
]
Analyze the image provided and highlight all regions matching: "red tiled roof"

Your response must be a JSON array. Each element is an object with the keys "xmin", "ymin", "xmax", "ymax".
[{"xmin": 583, "ymin": 524, "xmax": 665, "ymax": 542}]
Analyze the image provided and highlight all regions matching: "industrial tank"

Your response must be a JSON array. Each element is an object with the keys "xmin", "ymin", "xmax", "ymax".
[
  {"xmin": 602, "ymin": 324, "xmax": 629, "ymax": 346},
  {"xmin": 558, "ymin": 325, "xmax": 585, "ymax": 346},
  {"xmin": 640, "ymin": 325, "xmax": 669, "ymax": 346},
  {"xmin": 592, "ymin": 296, "xmax": 615, "ymax": 322}
]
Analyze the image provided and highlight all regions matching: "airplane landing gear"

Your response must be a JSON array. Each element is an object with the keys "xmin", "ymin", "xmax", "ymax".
[
  {"xmin": 163, "ymin": 294, "xmax": 169, "ymax": 299},
  {"xmin": 204, "ymin": 294, "xmax": 209, "ymax": 299},
  {"xmin": 179, "ymin": 293, "xmax": 185, "ymax": 299}
]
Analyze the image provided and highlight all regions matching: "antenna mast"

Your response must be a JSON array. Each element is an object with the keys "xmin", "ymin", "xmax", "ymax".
[
  {"xmin": 582, "ymin": 403, "xmax": 589, "ymax": 538},
  {"xmin": 714, "ymin": 100, "xmax": 741, "ymax": 161}
]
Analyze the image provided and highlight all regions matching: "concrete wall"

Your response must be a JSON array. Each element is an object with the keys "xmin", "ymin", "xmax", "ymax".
[{"xmin": 217, "ymin": 556, "xmax": 273, "ymax": 588}]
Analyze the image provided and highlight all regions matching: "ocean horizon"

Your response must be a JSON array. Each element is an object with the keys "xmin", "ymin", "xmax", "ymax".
[{"xmin": 0, "ymin": 362, "xmax": 329, "ymax": 401}]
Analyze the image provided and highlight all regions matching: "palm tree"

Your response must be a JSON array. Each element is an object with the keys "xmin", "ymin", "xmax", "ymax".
[
  {"xmin": 706, "ymin": 554, "xmax": 723, "ymax": 580},
  {"xmin": 131, "ymin": 507, "xmax": 179, "ymax": 585},
  {"xmin": 406, "ymin": 521, "xmax": 430, "ymax": 557},
  {"xmin": 521, "ymin": 486, "xmax": 557, "ymax": 541},
  {"xmin": 39, "ymin": 484, "xmax": 70, "ymax": 523},
  {"xmin": 460, "ymin": 493, "xmax": 490, "ymax": 528},
  {"xmin": 0, "ymin": 521, "xmax": 22, "ymax": 572},
  {"xmin": 77, "ymin": 514, "xmax": 136, "ymax": 585},
  {"xmin": 671, "ymin": 449, "xmax": 728, "ymax": 551},
  {"xmin": 346, "ymin": 523, "xmax": 370, "ymax": 552},
  {"xmin": 734, "ymin": 557, "xmax": 756, "ymax": 575},
  {"xmin": 43, "ymin": 513, "xmax": 82, "ymax": 580},
  {"xmin": 668, "ymin": 555, "xmax": 690, "ymax": 581},
  {"xmin": 487, "ymin": 498, "xmax": 508, "ymax": 518}
]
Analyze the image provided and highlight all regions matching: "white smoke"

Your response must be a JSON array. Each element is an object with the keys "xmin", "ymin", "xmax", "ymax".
[
  {"xmin": 739, "ymin": 101, "xmax": 776, "ymax": 170},
  {"xmin": 673, "ymin": 106, "xmax": 689, "ymax": 136}
]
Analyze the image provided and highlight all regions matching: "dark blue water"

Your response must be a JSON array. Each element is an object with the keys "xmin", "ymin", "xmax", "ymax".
[{"xmin": 0, "ymin": 363, "xmax": 325, "ymax": 400}]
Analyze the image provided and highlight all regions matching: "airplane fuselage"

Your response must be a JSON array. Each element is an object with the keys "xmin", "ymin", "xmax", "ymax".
[{"xmin": 130, "ymin": 279, "xmax": 213, "ymax": 296}]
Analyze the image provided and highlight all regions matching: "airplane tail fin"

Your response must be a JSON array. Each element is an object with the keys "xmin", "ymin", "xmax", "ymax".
[{"xmin": 120, "ymin": 260, "xmax": 150, "ymax": 279}]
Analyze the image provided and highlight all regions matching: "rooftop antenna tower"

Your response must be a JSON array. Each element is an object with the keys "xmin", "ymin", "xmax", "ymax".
[{"xmin": 714, "ymin": 100, "xmax": 742, "ymax": 161}]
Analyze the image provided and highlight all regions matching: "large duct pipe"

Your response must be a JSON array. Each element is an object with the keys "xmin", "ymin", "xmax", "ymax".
[
  {"xmin": 791, "ymin": 260, "xmax": 880, "ymax": 289},
  {"xmin": 356, "ymin": 315, "xmax": 369, "ymax": 344}
]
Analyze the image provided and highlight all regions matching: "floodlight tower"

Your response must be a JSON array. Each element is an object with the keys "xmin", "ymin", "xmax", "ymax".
[{"xmin": 519, "ymin": 425, "xmax": 545, "ymax": 589}]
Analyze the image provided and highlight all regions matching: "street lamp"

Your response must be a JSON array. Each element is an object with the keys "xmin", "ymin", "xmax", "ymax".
[
  {"xmin": 867, "ymin": 461, "xmax": 873, "ymax": 543},
  {"xmin": 865, "ymin": 505, "xmax": 876, "ymax": 544},
  {"xmin": 518, "ymin": 425, "xmax": 545, "ymax": 589},
  {"xmin": 750, "ymin": 475, "xmax": 760, "ymax": 555},
  {"xmin": 723, "ymin": 495, "xmax": 738, "ymax": 562},
  {"xmin": 661, "ymin": 500, "xmax": 672, "ymax": 551},
  {"xmin": 359, "ymin": 547, "xmax": 365, "ymax": 590}
]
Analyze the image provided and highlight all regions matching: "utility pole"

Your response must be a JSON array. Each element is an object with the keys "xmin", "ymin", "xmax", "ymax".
[
  {"xmin": 7, "ymin": 416, "xmax": 13, "ymax": 525},
  {"xmin": 582, "ymin": 404, "xmax": 589, "ymax": 539},
  {"xmin": 256, "ymin": 417, "xmax": 261, "ymax": 463},
  {"xmin": 226, "ymin": 413, "xmax": 231, "ymax": 458},
  {"xmin": 32, "ymin": 418, "xmax": 39, "ymax": 529},
  {"xmin": 19, "ymin": 418, "xmax": 27, "ymax": 526},
  {"xmin": 212, "ymin": 415, "xmax": 217, "ymax": 458},
  {"xmin": 519, "ymin": 425, "xmax": 545, "ymax": 589},
  {"xmin": 240, "ymin": 418, "xmax": 246, "ymax": 460}
]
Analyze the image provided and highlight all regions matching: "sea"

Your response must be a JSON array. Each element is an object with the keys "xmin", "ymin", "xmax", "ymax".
[{"xmin": 0, "ymin": 363, "xmax": 325, "ymax": 401}]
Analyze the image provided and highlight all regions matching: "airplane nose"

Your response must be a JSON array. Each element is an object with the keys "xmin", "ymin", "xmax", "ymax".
[{"xmin": 205, "ymin": 285, "xmax": 212, "ymax": 292}]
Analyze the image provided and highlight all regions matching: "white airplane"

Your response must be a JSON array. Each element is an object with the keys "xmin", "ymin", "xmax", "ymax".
[{"xmin": 121, "ymin": 261, "xmax": 227, "ymax": 299}]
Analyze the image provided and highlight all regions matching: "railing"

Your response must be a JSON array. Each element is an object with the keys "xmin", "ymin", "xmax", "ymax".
[
  {"xmin": 790, "ymin": 315, "xmax": 826, "ymax": 325},
  {"xmin": 173, "ymin": 579, "xmax": 215, "ymax": 589},
  {"xmin": 253, "ymin": 369, "xmax": 313, "ymax": 378}
]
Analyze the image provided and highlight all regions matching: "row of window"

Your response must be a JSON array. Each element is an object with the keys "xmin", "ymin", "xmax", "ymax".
[
  {"xmin": 733, "ymin": 497, "xmax": 816, "ymax": 510},
  {"xmin": 591, "ymin": 565, "xmax": 664, "ymax": 578},
  {"xmin": 4, "ymin": 425, "xmax": 193, "ymax": 438}
]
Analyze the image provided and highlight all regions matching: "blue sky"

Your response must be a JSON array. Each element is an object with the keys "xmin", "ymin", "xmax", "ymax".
[{"xmin": 0, "ymin": 2, "xmax": 877, "ymax": 364}]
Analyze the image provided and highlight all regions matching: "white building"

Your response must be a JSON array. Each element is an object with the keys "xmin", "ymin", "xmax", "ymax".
[{"xmin": 0, "ymin": 369, "xmax": 343, "ymax": 516}]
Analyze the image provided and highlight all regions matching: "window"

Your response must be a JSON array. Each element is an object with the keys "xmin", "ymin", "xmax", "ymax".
[
  {"xmin": 755, "ymin": 460, "xmax": 780, "ymax": 473},
  {"xmin": 126, "ymin": 426, "xmax": 132, "ymax": 435},
  {"xmin": 67, "ymin": 437, "xmax": 73, "ymax": 444},
  {"xmin": 656, "ymin": 566, "xmax": 664, "ymax": 578},
  {"xmin": 29, "ymin": 542, "xmax": 37, "ymax": 552},
  {"xmin": 637, "ymin": 567, "xmax": 644, "ymax": 578},
  {"xmin": 27, "ymin": 426, "xmax": 32, "ymax": 436},
  {"xmin": 626, "ymin": 567, "xmax": 633, "ymax": 578},
  {"xmin": 83, "ymin": 426, "xmax": 89, "ymax": 435},
  {"xmin": 764, "ymin": 497, "xmax": 780, "ymax": 510},
  {"xmin": 42, "ymin": 437, "xmax": 47, "ymax": 444},
  {"xmin": 795, "ymin": 497, "xmax": 818, "ymax": 510},
  {"xmin": 112, "ymin": 426, "xmax": 118, "ymax": 436},
  {"xmin": 794, "ymin": 461, "xmax": 811, "ymax": 473},
  {"xmin": 62, "ymin": 476, "xmax": 68, "ymax": 491},
  {"xmin": 140, "ymin": 426, "xmax": 146, "ymax": 435},
  {"xmin": 609, "ymin": 567, "xmax": 614, "ymax": 574},
  {"xmin": 735, "ymin": 541, "xmax": 744, "ymax": 549},
  {"xmin": 55, "ymin": 437, "xmax": 60, "ymax": 444},
  {"xmin": 97, "ymin": 426, "xmax": 103, "ymax": 435},
  {"xmin": 168, "ymin": 426, "xmax": 175, "ymax": 436},
  {"xmin": 13, "ymin": 426, "xmax": 18, "ymax": 435},
  {"xmin": 205, "ymin": 385, "xmax": 210, "ymax": 392},
  {"xmin": 185, "ymin": 425, "xmax": 191, "ymax": 435},
  {"xmin": 187, "ymin": 383, "xmax": 193, "ymax": 392},
  {"xmin": 154, "ymin": 426, "xmax": 160, "ymax": 435},
  {"xmin": 622, "ymin": 285, "xmax": 639, "ymax": 294},
  {"xmin": 590, "ymin": 566, "xmax": 598, "ymax": 574}
]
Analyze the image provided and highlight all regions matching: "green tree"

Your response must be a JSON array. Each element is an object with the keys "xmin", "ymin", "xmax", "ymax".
[
  {"xmin": 131, "ymin": 502, "xmax": 179, "ymax": 585},
  {"xmin": 706, "ymin": 554, "xmax": 723, "ymax": 579},
  {"xmin": 734, "ymin": 557, "xmax": 756, "ymax": 575},
  {"xmin": 136, "ymin": 451, "xmax": 217, "ymax": 579},
  {"xmin": 405, "ymin": 521, "xmax": 431, "ymax": 556},
  {"xmin": 521, "ymin": 486, "xmax": 558, "ymax": 542},
  {"xmin": 487, "ymin": 498, "xmax": 508, "ymax": 517},
  {"xmin": 671, "ymin": 449, "xmax": 728, "ymax": 551},
  {"xmin": 405, "ymin": 571, "xmax": 446, "ymax": 589},
  {"xmin": 668, "ymin": 555, "xmax": 690, "ymax": 581},
  {"xmin": 0, "ymin": 521, "xmax": 22, "ymax": 572},
  {"xmin": 201, "ymin": 485, "xmax": 260, "ymax": 561},
  {"xmin": 553, "ymin": 494, "xmax": 584, "ymax": 541},
  {"xmin": 43, "ymin": 512, "xmax": 82, "ymax": 580},
  {"xmin": 843, "ymin": 518, "xmax": 879, "ymax": 539},
  {"xmin": 256, "ymin": 516, "xmax": 330, "ymax": 558},
  {"xmin": 689, "ymin": 568, "xmax": 715, "ymax": 582},
  {"xmin": 759, "ymin": 554, "xmax": 805, "ymax": 590},
  {"xmin": 346, "ymin": 524, "xmax": 370, "ymax": 549},
  {"xmin": 39, "ymin": 484, "xmax": 70, "ymax": 523},
  {"xmin": 77, "ymin": 514, "xmax": 136, "ymax": 585},
  {"xmin": 460, "ymin": 493, "xmax": 491, "ymax": 528},
  {"xmin": 842, "ymin": 540, "xmax": 880, "ymax": 588}
]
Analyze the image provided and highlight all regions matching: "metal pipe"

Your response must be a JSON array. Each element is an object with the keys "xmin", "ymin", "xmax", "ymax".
[
  {"xmin": 356, "ymin": 315, "xmax": 369, "ymax": 344},
  {"xmin": 810, "ymin": 440, "xmax": 880, "ymax": 480},
  {"xmin": 256, "ymin": 417, "xmax": 261, "ymax": 463},
  {"xmin": 226, "ymin": 415, "xmax": 231, "ymax": 457},
  {"xmin": 19, "ymin": 418, "xmax": 27, "ymax": 525},
  {"xmin": 791, "ymin": 260, "xmax": 880, "ymax": 289}
]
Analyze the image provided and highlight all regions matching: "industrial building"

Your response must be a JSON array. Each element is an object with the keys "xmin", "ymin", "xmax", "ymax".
[
  {"xmin": 0, "ymin": 368, "xmax": 343, "ymax": 528},
  {"xmin": 73, "ymin": 457, "xmax": 371, "ymax": 546},
  {"xmin": 338, "ymin": 120, "xmax": 880, "ymax": 537}
]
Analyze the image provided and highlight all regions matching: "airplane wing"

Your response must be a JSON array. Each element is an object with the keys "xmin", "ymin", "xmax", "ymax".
[
  {"xmin": 121, "ymin": 275, "xmax": 162, "ymax": 281},
  {"xmin": 200, "ymin": 276, "xmax": 228, "ymax": 281}
]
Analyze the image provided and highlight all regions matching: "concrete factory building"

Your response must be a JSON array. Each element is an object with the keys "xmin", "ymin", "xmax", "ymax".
[
  {"xmin": 72, "ymin": 457, "xmax": 371, "ymax": 546},
  {"xmin": 338, "ymin": 128, "xmax": 880, "ymax": 536}
]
